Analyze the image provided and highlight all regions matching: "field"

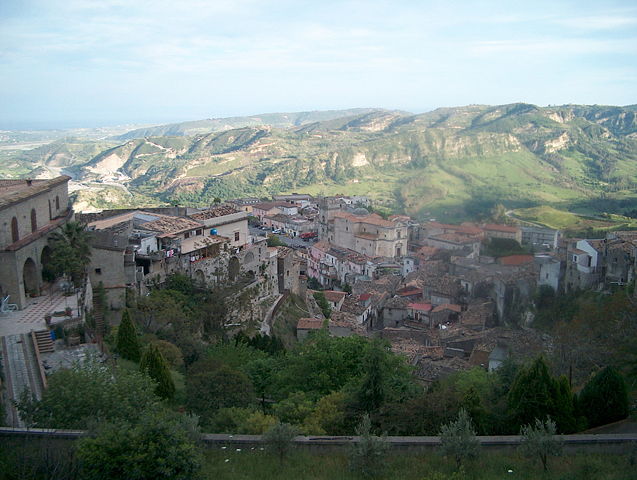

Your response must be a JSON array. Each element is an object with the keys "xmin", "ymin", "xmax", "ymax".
[
  {"xmin": 512, "ymin": 205, "xmax": 637, "ymax": 235},
  {"xmin": 202, "ymin": 448, "xmax": 635, "ymax": 480}
]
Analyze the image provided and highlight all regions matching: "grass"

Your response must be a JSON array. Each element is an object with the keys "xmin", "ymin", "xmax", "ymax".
[
  {"xmin": 512, "ymin": 205, "xmax": 637, "ymax": 234},
  {"xmin": 201, "ymin": 448, "xmax": 636, "ymax": 480}
]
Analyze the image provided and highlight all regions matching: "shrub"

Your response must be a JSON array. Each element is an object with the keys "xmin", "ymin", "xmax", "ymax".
[
  {"xmin": 263, "ymin": 422, "xmax": 299, "ymax": 464},
  {"xmin": 439, "ymin": 408, "xmax": 479, "ymax": 470},
  {"xmin": 349, "ymin": 414, "xmax": 389, "ymax": 478},
  {"xmin": 519, "ymin": 417, "xmax": 562, "ymax": 472}
]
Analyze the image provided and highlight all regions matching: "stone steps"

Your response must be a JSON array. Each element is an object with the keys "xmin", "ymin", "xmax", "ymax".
[{"xmin": 33, "ymin": 329, "xmax": 54, "ymax": 353}]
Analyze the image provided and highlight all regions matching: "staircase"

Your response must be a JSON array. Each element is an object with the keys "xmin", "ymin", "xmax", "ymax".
[
  {"xmin": 33, "ymin": 329, "xmax": 54, "ymax": 353},
  {"xmin": 92, "ymin": 287, "xmax": 106, "ymax": 336}
]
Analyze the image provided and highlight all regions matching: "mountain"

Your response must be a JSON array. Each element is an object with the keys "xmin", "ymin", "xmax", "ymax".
[
  {"xmin": 112, "ymin": 108, "xmax": 392, "ymax": 140},
  {"xmin": 6, "ymin": 104, "xmax": 637, "ymax": 220}
]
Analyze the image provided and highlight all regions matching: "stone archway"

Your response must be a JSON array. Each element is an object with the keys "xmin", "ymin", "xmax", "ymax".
[
  {"xmin": 194, "ymin": 269, "xmax": 205, "ymax": 286},
  {"xmin": 228, "ymin": 256, "xmax": 240, "ymax": 282},
  {"xmin": 23, "ymin": 257, "xmax": 39, "ymax": 297}
]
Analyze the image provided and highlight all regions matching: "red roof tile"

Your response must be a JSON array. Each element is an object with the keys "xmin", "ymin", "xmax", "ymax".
[
  {"xmin": 499, "ymin": 254, "xmax": 534, "ymax": 266},
  {"xmin": 297, "ymin": 318, "xmax": 324, "ymax": 330},
  {"xmin": 408, "ymin": 302, "xmax": 432, "ymax": 312}
]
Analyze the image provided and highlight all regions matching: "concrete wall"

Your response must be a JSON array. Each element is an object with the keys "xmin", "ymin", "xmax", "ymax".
[{"xmin": 4, "ymin": 428, "xmax": 633, "ymax": 454}]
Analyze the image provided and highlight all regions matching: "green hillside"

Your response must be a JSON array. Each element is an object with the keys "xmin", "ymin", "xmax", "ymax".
[{"xmin": 5, "ymin": 104, "xmax": 637, "ymax": 221}]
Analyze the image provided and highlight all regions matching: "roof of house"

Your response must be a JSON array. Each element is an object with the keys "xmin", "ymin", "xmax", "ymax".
[
  {"xmin": 332, "ymin": 210, "xmax": 401, "ymax": 228},
  {"xmin": 0, "ymin": 176, "xmax": 70, "ymax": 211},
  {"xmin": 396, "ymin": 287, "xmax": 422, "ymax": 297},
  {"xmin": 141, "ymin": 216, "xmax": 204, "ymax": 236},
  {"xmin": 432, "ymin": 303, "xmax": 462, "ymax": 313},
  {"xmin": 430, "ymin": 233, "xmax": 479, "ymax": 245},
  {"xmin": 427, "ymin": 222, "xmax": 483, "ymax": 236},
  {"xmin": 297, "ymin": 318, "xmax": 324, "ymax": 330},
  {"xmin": 483, "ymin": 224, "xmax": 519, "ymax": 233},
  {"xmin": 189, "ymin": 205, "xmax": 239, "ymax": 220},
  {"xmin": 408, "ymin": 302, "xmax": 433, "ymax": 312},
  {"xmin": 323, "ymin": 290, "xmax": 347, "ymax": 303},
  {"xmin": 499, "ymin": 254, "xmax": 534, "ymax": 266},
  {"xmin": 253, "ymin": 201, "xmax": 297, "ymax": 211}
]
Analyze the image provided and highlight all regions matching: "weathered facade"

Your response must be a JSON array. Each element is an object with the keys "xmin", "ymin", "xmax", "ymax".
[{"xmin": 0, "ymin": 176, "xmax": 71, "ymax": 309}]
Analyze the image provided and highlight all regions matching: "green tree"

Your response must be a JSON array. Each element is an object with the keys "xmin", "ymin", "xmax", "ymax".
[
  {"xmin": 76, "ymin": 410, "xmax": 201, "ymax": 480},
  {"xmin": 578, "ymin": 366, "xmax": 629, "ymax": 428},
  {"xmin": 267, "ymin": 234, "xmax": 285, "ymax": 247},
  {"xmin": 313, "ymin": 291, "xmax": 331, "ymax": 319},
  {"xmin": 140, "ymin": 344, "xmax": 176, "ymax": 400},
  {"xmin": 17, "ymin": 357, "xmax": 159, "ymax": 429},
  {"xmin": 349, "ymin": 414, "xmax": 389, "ymax": 478},
  {"xmin": 263, "ymin": 422, "xmax": 299, "ymax": 465},
  {"xmin": 116, "ymin": 309, "xmax": 142, "ymax": 362},
  {"xmin": 439, "ymin": 408, "xmax": 479, "ymax": 470},
  {"xmin": 519, "ymin": 417, "xmax": 563, "ymax": 472},
  {"xmin": 356, "ymin": 340, "xmax": 385, "ymax": 415},
  {"xmin": 48, "ymin": 221, "xmax": 92, "ymax": 287},
  {"xmin": 508, "ymin": 356, "xmax": 575, "ymax": 433},
  {"xmin": 186, "ymin": 362, "xmax": 255, "ymax": 426}
]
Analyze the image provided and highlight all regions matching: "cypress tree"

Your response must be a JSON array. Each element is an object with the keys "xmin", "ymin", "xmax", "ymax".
[
  {"xmin": 140, "ymin": 344, "xmax": 176, "ymax": 400},
  {"xmin": 578, "ymin": 366, "xmax": 629, "ymax": 428},
  {"xmin": 508, "ymin": 357, "xmax": 555, "ymax": 429},
  {"xmin": 357, "ymin": 341, "xmax": 385, "ymax": 415},
  {"xmin": 508, "ymin": 356, "xmax": 576, "ymax": 433},
  {"xmin": 116, "ymin": 309, "xmax": 141, "ymax": 362}
]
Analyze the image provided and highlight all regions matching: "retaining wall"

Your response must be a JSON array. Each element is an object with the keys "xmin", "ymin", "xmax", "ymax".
[{"xmin": 1, "ymin": 428, "xmax": 635, "ymax": 454}]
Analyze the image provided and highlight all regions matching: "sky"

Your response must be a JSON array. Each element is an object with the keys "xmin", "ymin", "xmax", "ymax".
[{"xmin": 1, "ymin": 0, "xmax": 636, "ymax": 129}]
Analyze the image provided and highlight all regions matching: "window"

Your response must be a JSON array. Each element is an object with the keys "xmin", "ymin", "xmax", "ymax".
[
  {"xmin": 95, "ymin": 268, "xmax": 102, "ymax": 275},
  {"xmin": 195, "ymin": 229, "xmax": 202, "ymax": 236},
  {"xmin": 185, "ymin": 232, "xmax": 191, "ymax": 239},
  {"xmin": 31, "ymin": 209, "xmax": 37, "ymax": 232},
  {"xmin": 11, "ymin": 217, "xmax": 19, "ymax": 242},
  {"xmin": 55, "ymin": 196, "xmax": 60, "ymax": 210},
  {"xmin": 234, "ymin": 232, "xmax": 240, "ymax": 242}
]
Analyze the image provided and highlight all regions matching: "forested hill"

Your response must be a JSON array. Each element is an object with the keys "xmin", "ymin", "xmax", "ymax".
[{"xmin": 6, "ymin": 103, "xmax": 637, "ymax": 219}]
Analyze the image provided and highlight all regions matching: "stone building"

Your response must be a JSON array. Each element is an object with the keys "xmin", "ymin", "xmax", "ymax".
[
  {"xmin": 0, "ymin": 176, "xmax": 71, "ymax": 309},
  {"xmin": 329, "ymin": 210, "xmax": 409, "ymax": 258}
]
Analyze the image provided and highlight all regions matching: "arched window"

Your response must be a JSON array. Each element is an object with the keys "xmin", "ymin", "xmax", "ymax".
[
  {"xmin": 11, "ymin": 217, "xmax": 19, "ymax": 243},
  {"xmin": 31, "ymin": 209, "xmax": 37, "ymax": 232},
  {"xmin": 55, "ymin": 196, "xmax": 60, "ymax": 210}
]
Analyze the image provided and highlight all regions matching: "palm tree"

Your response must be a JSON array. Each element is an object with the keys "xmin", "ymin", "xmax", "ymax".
[{"xmin": 48, "ymin": 221, "xmax": 92, "ymax": 288}]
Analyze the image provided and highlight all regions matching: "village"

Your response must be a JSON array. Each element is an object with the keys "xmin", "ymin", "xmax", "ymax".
[{"xmin": 1, "ymin": 175, "xmax": 636, "ymax": 408}]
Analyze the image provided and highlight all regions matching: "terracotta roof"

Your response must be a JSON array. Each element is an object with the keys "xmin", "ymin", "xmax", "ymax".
[
  {"xmin": 432, "ymin": 303, "xmax": 462, "ymax": 313},
  {"xmin": 297, "ymin": 318, "xmax": 324, "ymax": 330},
  {"xmin": 0, "ymin": 176, "xmax": 70, "ymax": 211},
  {"xmin": 332, "ymin": 210, "xmax": 400, "ymax": 228},
  {"xmin": 396, "ymin": 288, "xmax": 422, "ymax": 297},
  {"xmin": 430, "ymin": 233, "xmax": 479, "ymax": 245},
  {"xmin": 359, "ymin": 293, "xmax": 372, "ymax": 301},
  {"xmin": 253, "ymin": 201, "xmax": 297, "ymax": 211},
  {"xmin": 323, "ymin": 291, "xmax": 347, "ymax": 303},
  {"xmin": 408, "ymin": 302, "xmax": 432, "ymax": 312},
  {"xmin": 428, "ymin": 222, "xmax": 483, "ymax": 236},
  {"xmin": 189, "ymin": 205, "xmax": 239, "ymax": 220},
  {"xmin": 142, "ymin": 216, "xmax": 204, "ymax": 236},
  {"xmin": 499, "ymin": 255, "xmax": 534, "ymax": 266},
  {"xmin": 483, "ymin": 224, "xmax": 519, "ymax": 233}
]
